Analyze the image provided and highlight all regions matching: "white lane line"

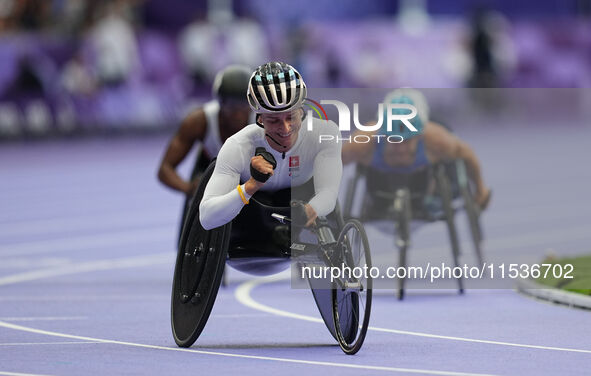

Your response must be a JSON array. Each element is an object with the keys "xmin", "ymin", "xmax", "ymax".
[
  {"xmin": 0, "ymin": 253, "xmax": 171, "ymax": 286},
  {"xmin": 0, "ymin": 258, "xmax": 72, "ymax": 269},
  {"xmin": 0, "ymin": 227, "xmax": 173, "ymax": 257},
  {"xmin": 0, "ymin": 320, "xmax": 496, "ymax": 376},
  {"xmin": 365, "ymin": 221, "xmax": 591, "ymax": 257},
  {"xmin": 0, "ymin": 372, "xmax": 52, "ymax": 376},
  {"xmin": 0, "ymin": 341, "xmax": 102, "ymax": 346},
  {"xmin": 0, "ymin": 210, "xmax": 173, "ymax": 238},
  {"xmin": 0, "ymin": 191, "xmax": 161, "ymax": 222},
  {"xmin": 484, "ymin": 204, "xmax": 590, "ymax": 228},
  {"xmin": 0, "ymin": 295, "xmax": 169, "ymax": 302},
  {"xmin": 415, "ymin": 223, "xmax": 591, "ymax": 255},
  {"xmin": 235, "ymin": 276, "xmax": 591, "ymax": 355},
  {"xmin": 0, "ymin": 317, "xmax": 88, "ymax": 322}
]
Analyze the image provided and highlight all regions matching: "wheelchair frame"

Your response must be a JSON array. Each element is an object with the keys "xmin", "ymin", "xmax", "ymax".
[{"xmin": 171, "ymin": 160, "xmax": 373, "ymax": 355}]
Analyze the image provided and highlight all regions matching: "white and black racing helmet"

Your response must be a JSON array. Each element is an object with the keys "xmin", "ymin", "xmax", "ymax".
[{"xmin": 247, "ymin": 62, "xmax": 307, "ymax": 113}]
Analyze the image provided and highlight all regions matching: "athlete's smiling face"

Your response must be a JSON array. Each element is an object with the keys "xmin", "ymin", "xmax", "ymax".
[{"xmin": 260, "ymin": 108, "xmax": 303, "ymax": 151}]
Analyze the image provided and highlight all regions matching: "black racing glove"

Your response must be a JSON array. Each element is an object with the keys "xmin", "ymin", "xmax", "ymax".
[{"xmin": 250, "ymin": 147, "xmax": 277, "ymax": 183}]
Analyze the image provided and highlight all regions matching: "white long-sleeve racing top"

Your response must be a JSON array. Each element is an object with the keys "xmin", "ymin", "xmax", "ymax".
[{"xmin": 199, "ymin": 118, "xmax": 342, "ymax": 230}]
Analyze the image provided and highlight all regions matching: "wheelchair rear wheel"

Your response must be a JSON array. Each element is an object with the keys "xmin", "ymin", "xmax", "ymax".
[{"xmin": 171, "ymin": 162, "xmax": 230, "ymax": 347}]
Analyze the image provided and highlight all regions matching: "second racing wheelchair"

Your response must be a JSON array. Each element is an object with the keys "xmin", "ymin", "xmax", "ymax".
[
  {"xmin": 343, "ymin": 159, "xmax": 484, "ymax": 300},
  {"xmin": 171, "ymin": 160, "xmax": 372, "ymax": 355}
]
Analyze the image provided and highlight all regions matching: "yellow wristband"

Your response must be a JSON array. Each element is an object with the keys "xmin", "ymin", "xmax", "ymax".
[{"xmin": 237, "ymin": 184, "xmax": 249, "ymax": 205}]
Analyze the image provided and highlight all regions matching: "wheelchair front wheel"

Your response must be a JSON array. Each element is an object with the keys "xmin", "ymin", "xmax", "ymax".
[{"xmin": 332, "ymin": 219, "xmax": 372, "ymax": 355}]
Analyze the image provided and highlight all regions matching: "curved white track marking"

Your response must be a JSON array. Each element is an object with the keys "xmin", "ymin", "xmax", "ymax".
[
  {"xmin": 0, "ymin": 341, "xmax": 103, "ymax": 346},
  {"xmin": 0, "ymin": 321, "xmax": 495, "ymax": 376},
  {"xmin": 0, "ymin": 253, "xmax": 171, "ymax": 286},
  {"xmin": 0, "ymin": 372, "xmax": 52, "ymax": 376},
  {"xmin": 235, "ymin": 277, "xmax": 591, "ymax": 355},
  {"xmin": 0, "ymin": 317, "xmax": 87, "ymax": 322},
  {"xmin": 236, "ymin": 275, "xmax": 324, "ymax": 324}
]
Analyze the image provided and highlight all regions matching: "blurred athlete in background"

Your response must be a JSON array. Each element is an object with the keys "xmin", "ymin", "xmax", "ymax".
[
  {"xmin": 157, "ymin": 65, "xmax": 252, "ymax": 244},
  {"xmin": 342, "ymin": 88, "xmax": 491, "ymax": 210}
]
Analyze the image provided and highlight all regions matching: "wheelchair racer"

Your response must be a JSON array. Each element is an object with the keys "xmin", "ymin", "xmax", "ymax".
[
  {"xmin": 157, "ymin": 65, "xmax": 252, "ymax": 242},
  {"xmin": 341, "ymin": 89, "xmax": 491, "ymax": 211},
  {"xmin": 199, "ymin": 61, "xmax": 342, "ymax": 230}
]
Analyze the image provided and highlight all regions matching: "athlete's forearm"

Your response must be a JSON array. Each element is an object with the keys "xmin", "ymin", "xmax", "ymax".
[
  {"xmin": 308, "ymin": 146, "xmax": 343, "ymax": 217},
  {"xmin": 308, "ymin": 188, "xmax": 339, "ymax": 217},
  {"xmin": 157, "ymin": 128, "xmax": 200, "ymax": 194},
  {"xmin": 199, "ymin": 186, "xmax": 249, "ymax": 230},
  {"xmin": 158, "ymin": 164, "xmax": 191, "ymax": 194},
  {"xmin": 244, "ymin": 177, "xmax": 265, "ymax": 196},
  {"xmin": 198, "ymin": 145, "xmax": 249, "ymax": 230},
  {"xmin": 458, "ymin": 142, "xmax": 485, "ymax": 192}
]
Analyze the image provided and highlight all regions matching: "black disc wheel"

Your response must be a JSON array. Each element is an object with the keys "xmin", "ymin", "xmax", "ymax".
[{"xmin": 171, "ymin": 162, "xmax": 229, "ymax": 347}]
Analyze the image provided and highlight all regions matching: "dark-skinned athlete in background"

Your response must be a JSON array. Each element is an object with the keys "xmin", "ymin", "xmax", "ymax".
[{"xmin": 157, "ymin": 65, "xmax": 252, "ymax": 246}]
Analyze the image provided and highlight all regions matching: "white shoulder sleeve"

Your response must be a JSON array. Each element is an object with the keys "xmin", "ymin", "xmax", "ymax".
[
  {"xmin": 199, "ymin": 138, "xmax": 249, "ymax": 230},
  {"xmin": 308, "ymin": 122, "xmax": 343, "ymax": 217}
]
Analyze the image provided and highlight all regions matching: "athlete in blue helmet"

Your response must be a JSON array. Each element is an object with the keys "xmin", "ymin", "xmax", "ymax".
[{"xmin": 342, "ymin": 89, "xmax": 491, "ymax": 209}]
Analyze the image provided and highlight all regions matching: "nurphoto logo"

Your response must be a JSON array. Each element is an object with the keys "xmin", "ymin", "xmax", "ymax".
[{"xmin": 304, "ymin": 98, "xmax": 419, "ymax": 144}]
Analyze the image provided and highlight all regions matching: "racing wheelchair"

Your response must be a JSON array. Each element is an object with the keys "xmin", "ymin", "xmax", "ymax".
[
  {"xmin": 343, "ymin": 159, "xmax": 484, "ymax": 300},
  {"xmin": 171, "ymin": 160, "xmax": 372, "ymax": 355}
]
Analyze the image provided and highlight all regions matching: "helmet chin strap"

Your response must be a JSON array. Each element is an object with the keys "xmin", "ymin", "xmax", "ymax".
[
  {"xmin": 265, "ymin": 133, "xmax": 287, "ymax": 149},
  {"xmin": 265, "ymin": 133, "xmax": 288, "ymax": 159}
]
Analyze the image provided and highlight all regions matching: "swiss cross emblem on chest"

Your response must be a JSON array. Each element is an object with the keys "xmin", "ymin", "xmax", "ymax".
[{"xmin": 289, "ymin": 156, "xmax": 300, "ymax": 177}]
